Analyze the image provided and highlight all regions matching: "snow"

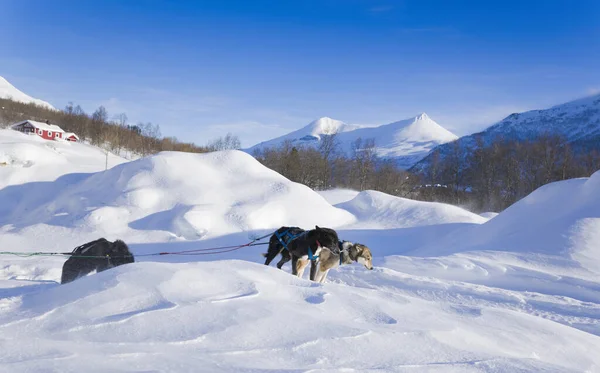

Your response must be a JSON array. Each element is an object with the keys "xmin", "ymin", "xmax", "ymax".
[
  {"xmin": 0, "ymin": 129, "xmax": 129, "ymax": 190},
  {"xmin": 1, "ymin": 131, "xmax": 600, "ymax": 372},
  {"xmin": 413, "ymin": 93, "xmax": 600, "ymax": 171},
  {"xmin": 317, "ymin": 188, "xmax": 360, "ymax": 205},
  {"xmin": 0, "ymin": 76, "xmax": 55, "ymax": 110},
  {"xmin": 247, "ymin": 113, "xmax": 458, "ymax": 169},
  {"xmin": 337, "ymin": 190, "xmax": 486, "ymax": 229},
  {"xmin": 479, "ymin": 212, "xmax": 499, "ymax": 220}
]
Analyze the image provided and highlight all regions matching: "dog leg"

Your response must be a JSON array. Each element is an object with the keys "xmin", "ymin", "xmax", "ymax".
[
  {"xmin": 296, "ymin": 259, "xmax": 309, "ymax": 279},
  {"xmin": 319, "ymin": 269, "xmax": 331, "ymax": 283},
  {"xmin": 314, "ymin": 265, "xmax": 325, "ymax": 283},
  {"xmin": 264, "ymin": 250, "xmax": 280, "ymax": 266},
  {"xmin": 291, "ymin": 255, "xmax": 298, "ymax": 276},
  {"xmin": 309, "ymin": 260, "xmax": 318, "ymax": 281},
  {"xmin": 276, "ymin": 250, "xmax": 291, "ymax": 269}
]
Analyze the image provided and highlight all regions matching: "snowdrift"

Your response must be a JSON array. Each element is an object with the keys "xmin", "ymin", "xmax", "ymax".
[
  {"xmin": 2, "ymin": 260, "xmax": 598, "ymax": 372},
  {"xmin": 317, "ymin": 188, "xmax": 360, "ymax": 205},
  {"xmin": 0, "ymin": 150, "xmax": 355, "ymax": 244},
  {"xmin": 337, "ymin": 190, "xmax": 486, "ymax": 229},
  {"xmin": 420, "ymin": 171, "xmax": 600, "ymax": 271}
]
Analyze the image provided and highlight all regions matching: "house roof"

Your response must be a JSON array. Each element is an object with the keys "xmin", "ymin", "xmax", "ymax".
[
  {"xmin": 12, "ymin": 120, "xmax": 65, "ymax": 133},
  {"xmin": 64, "ymin": 132, "xmax": 79, "ymax": 139}
]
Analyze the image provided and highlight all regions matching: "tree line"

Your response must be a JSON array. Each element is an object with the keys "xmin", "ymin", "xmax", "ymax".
[
  {"xmin": 0, "ymin": 98, "xmax": 231, "ymax": 156},
  {"xmin": 420, "ymin": 135, "xmax": 600, "ymax": 212},
  {"xmin": 2, "ymin": 97, "xmax": 599, "ymax": 213},
  {"xmin": 253, "ymin": 133, "xmax": 600, "ymax": 213},
  {"xmin": 253, "ymin": 135, "xmax": 418, "ymax": 196}
]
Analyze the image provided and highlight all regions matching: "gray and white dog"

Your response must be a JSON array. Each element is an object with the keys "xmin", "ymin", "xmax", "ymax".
[{"xmin": 313, "ymin": 241, "xmax": 373, "ymax": 283}]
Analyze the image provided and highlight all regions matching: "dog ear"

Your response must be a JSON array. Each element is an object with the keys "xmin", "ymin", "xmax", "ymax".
[
  {"xmin": 315, "ymin": 225, "xmax": 321, "ymax": 230},
  {"xmin": 350, "ymin": 244, "xmax": 361, "ymax": 257}
]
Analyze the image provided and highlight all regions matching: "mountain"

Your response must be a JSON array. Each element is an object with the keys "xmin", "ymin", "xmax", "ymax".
[
  {"xmin": 412, "ymin": 93, "xmax": 600, "ymax": 171},
  {"xmin": 0, "ymin": 76, "xmax": 55, "ymax": 110},
  {"xmin": 247, "ymin": 113, "xmax": 458, "ymax": 169}
]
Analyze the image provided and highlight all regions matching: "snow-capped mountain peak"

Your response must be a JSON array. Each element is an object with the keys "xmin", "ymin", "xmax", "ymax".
[
  {"xmin": 384, "ymin": 113, "xmax": 458, "ymax": 143},
  {"xmin": 0, "ymin": 76, "xmax": 55, "ymax": 110},
  {"xmin": 305, "ymin": 116, "xmax": 355, "ymax": 138},
  {"xmin": 246, "ymin": 113, "xmax": 458, "ymax": 169}
]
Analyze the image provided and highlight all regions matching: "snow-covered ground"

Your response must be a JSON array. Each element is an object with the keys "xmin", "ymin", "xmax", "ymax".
[
  {"xmin": 1, "ymin": 134, "xmax": 600, "ymax": 372},
  {"xmin": 0, "ymin": 129, "xmax": 128, "ymax": 189}
]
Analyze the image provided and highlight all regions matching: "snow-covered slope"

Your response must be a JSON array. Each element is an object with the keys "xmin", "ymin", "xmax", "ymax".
[
  {"xmin": 0, "ymin": 76, "xmax": 55, "ymax": 110},
  {"xmin": 421, "ymin": 171, "xmax": 600, "ymax": 268},
  {"xmin": 413, "ymin": 93, "xmax": 600, "ymax": 171},
  {"xmin": 248, "ymin": 113, "xmax": 458, "ymax": 169},
  {"xmin": 337, "ymin": 190, "xmax": 486, "ymax": 229},
  {"xmin": 317, "ymin": 188, "xmax": 360, "ymax": 205},
  {"xmin": 2, "ymin": 133, "xmax": 600, "ymax": 371},
  {"xmin": 0, "ymin": 150, "xmax": 355, "ymax": 247},
  {"xmin": 248, "ymin": 116, "xmax": 359, "ymax": 150},
  {"xmin": 2, "ymin": 259, "xmax": 599, "ymax": 372},
  {"xmin": 0, "ymin": 129, "xmax": 128, "ymax": 190}
]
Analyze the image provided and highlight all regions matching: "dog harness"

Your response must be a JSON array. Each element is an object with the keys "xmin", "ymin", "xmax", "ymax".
[{"xmin": 276, "ymin": 229, "xmax": 319, "ymax": 260}]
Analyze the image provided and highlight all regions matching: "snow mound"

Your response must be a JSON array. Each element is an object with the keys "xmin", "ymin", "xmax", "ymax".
[
  {"xmin": 337, "ymin": 190, "xmax": 486, "ymax": 229},
  {"xmin": 480, "ymin": 211, "xmax": 499, "ymax": 220},
  {"xmin": 317, "ymin": 188, "xmax": 360, "ymax": 205},
  {"xmin": 1, "ymin": 260, "xmax": 598, "ymax": 372},
  {"xmin": 0, "ymin": 150, "xmax": 355, "ymax": 241},
  {"xmin": 0, "ymin": 76, "xmax": 55, "ymax": 110},
  {"xmin": 0, "ymin": 129, "xmax": 129, "ymax": 190},
  {"xmin": 426, "ymin": 170, "xmax": 600, "ymax": 272}
]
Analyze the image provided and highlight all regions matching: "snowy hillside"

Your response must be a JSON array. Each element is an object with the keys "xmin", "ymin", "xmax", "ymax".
[
  {"xmin": 0, "ymin": 76, "xmax": 55, "ymax": 110},
  {"xmin": 1, "ymin": 135, "xmax": 600, "ymax": 371},
  {"xmin": 0, "ymin": 150, "xmax": 355, "ymax": 249},
  {"xmin": 0, "ymin": 129, "xmax": 129, "ymax": 190},
  {"xmin": 413, "ymin": 93, "xmax": 600, "ymax": 171},
  {"xmin": 247, "ymin": 113, "xmax": 458, "ymax": 169}
]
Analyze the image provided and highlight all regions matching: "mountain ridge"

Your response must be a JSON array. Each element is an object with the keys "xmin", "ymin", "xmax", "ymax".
[
  {"xmin": 247, "ymin": 113, "xmax": 458, "ymax": 169},
  {"xmin": 0, "ymin": 76, "xmax": 55, "ymax": 110},
  {"xmin": 411, "ymin": 93, "xmax": 600, "ymax": 171}
]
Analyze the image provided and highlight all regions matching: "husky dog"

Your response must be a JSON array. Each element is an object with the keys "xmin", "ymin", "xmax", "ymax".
[
  {"xmin": 263, "ymin": 226, "xmax": 340, "ymax": 281},
  {"xmin": 262, "ymin": 226, "xmax": 304, "ymax": 269},
  {"xmin": 61, "ymin": 238, "xmax": 135, "ymax": 284},
  {"xmin": 313, "ymin": 241, "xmax": 373, "ymax": 283}
]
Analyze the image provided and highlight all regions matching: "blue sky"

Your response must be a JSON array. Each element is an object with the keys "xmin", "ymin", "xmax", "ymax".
[{"xmin": 1, "ymin": 0, "xmax": 599, "ymax": 147}]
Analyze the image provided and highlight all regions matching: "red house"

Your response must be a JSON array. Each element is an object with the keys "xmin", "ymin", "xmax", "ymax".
[{"xmin": 11, "ymin": 120, "xmax": 78, "ymax": 142}]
